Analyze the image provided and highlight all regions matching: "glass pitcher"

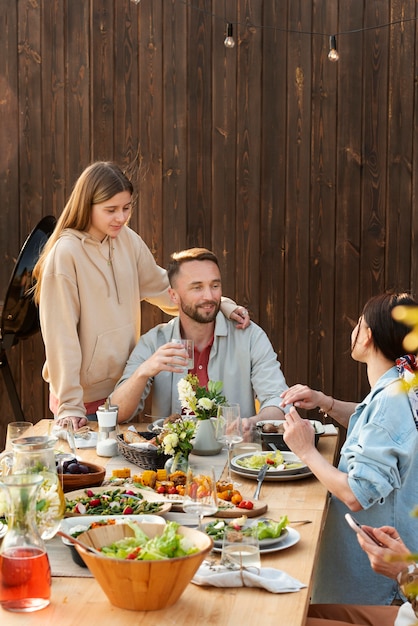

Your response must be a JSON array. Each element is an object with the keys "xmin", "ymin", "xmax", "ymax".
[
  {"xmin": 0, "ymin": 436, "xmax": 65, "ymax": 540},
  {"xmin": 0, "ymin": 474, "xmax": 51, "ymax": 612}
]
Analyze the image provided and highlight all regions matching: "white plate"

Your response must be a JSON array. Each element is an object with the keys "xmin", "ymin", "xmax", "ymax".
[
  {"xmin": 231, "ymin": 451, "xmax": 308, "ymax": 475},
  {"xmin": 147, "ymin": 419, "xmax": 165, "ymax": 433},
  {"xmin": 59, "ymin": 514, "xmax": 166, "ymax": 545},
  {"xmin": 232, "ymin": 466, "xmax": 313, "ymax": 482},
  {"xmin": 204, "ymin": 520, "xmax": 289, "ymax": 549},
  {"xmin": 212, "ymin": 527, "xmax": 300, "ymax": 554}
]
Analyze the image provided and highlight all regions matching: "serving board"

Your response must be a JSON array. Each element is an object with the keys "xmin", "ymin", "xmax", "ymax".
[{"xmin": 215, "ymin": 499, "xmax": 268, "ymax": 518}]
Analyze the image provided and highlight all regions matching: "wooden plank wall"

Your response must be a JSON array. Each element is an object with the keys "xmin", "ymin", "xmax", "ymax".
[{"xmin": 0, "ymin": 0, "xmax": 417, "ymax": 449}]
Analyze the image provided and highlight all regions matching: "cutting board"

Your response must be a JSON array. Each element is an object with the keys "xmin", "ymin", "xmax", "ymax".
[{"xmin": 215, "ymin": 499, "xmax": 268, "ymax": 518}]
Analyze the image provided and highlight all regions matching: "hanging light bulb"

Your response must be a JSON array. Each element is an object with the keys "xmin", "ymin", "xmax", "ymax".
[
  {"xmin": 224, "ymin": 23, "xmax": 235, "ymax": 49},
  {"xmin": 131, "ymin": 0, "xmax": 141, "ymax": 4},
  {"xmin": 328, "ymin": 35, "xmax": 339, "ymax": 62}
]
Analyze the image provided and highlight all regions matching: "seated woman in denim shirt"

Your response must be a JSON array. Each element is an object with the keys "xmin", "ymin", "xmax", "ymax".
[{"xmin": 280, "ymin": 293, "xmax": 418, "ymax": 605}]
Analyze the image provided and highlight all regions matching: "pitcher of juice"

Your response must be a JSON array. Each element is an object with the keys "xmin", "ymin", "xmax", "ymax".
[
  {"xmin": 0, "ymin": 474, "xmax": 51, "ymax": 612},
  {"xmin": 0, "ymin": 436, "xmax": 65, "ymax": 540}
]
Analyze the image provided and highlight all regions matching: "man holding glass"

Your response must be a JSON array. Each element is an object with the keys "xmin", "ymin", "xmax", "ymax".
[{"xmin": 111, "ymin": 247, "xmax": 289, "ymax": 429}]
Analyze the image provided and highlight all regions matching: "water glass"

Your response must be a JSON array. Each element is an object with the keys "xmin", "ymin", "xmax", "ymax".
[
  {"xmin": 182, "ymin": 464, "xmax": 218, "ymax": 529},
  {"xmin": 221, "ymin": 528, "xmax": 261, "ymax": 570},
  {"xmin": 5, "ymin": 422, "xmax": 33, "ymax": 450},
  {"xmin": 172, "ymin": 338, "xmax": 194, "ymax": 369}
]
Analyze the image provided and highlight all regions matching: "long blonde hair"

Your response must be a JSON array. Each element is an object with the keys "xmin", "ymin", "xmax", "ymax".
[{"xmin": 32, "ymin": 162, "xmax": 133, "ymax": 303}]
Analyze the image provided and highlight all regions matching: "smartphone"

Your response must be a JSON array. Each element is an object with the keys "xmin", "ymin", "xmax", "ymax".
[{"xmin": 344, "ymin": 513, "xmax": 383, "ymax": 546}]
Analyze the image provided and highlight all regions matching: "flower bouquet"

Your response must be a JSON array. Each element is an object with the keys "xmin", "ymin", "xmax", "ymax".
[{"xmin": 177, "ymin": 374, "xmax": 226, "ymax": 420}]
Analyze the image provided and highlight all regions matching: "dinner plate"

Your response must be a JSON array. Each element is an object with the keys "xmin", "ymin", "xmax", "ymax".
[
  {"xmin": 211, "ymin": 527, "xmax": 300, "ymax": 554},
  {"xmin": 204, "ymin": 521, "xmax": 289, "ymax": 549},
  {"xmin": 64, "ymin": 485, "xmax": 172, "ymax": 516},
  {"xmin": 147, "ymin": 418, "xmax": 165, "ymax": 433},
  {"xmin": 231, "ymin": 451, "xmax": 310, "ymax": 478},
  {"xmin": 231, "ymin": 465, "xmax": 313, "ymax": 482}
]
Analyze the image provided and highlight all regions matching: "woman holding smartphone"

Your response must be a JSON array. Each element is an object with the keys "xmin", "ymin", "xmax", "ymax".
[{"xmin": 280, "ymin": 293, "xmax": 418, "ymax": 606}]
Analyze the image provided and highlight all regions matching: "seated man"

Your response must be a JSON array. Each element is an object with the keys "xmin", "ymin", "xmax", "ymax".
[{"xmin": 112, "ymin": 247, "xmax": 289, "ymax": 432}]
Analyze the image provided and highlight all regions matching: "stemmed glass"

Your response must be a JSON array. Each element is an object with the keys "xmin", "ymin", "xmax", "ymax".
[
  {"xmin": 215, "ymin": 403, "xmax": 243, "ymax": 484},
  {"xmin": 182, "ymin": 464, "xmax": 218, "ymax": 530}
]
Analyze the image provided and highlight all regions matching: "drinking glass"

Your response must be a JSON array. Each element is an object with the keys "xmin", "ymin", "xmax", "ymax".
[
  {"xmin": 5, "ymin": 422, "xmax": 33, "ymax": 450},
  {"xmin": 221, "ymin": 528, "xmax": 261, "ymax": 570},
  {"xmin": 172, "ymin": 338, "xmax": 194, "ymax": 370},
  {"xmin": 182, "ymin": 464, "xmax": 218, "ymax": 530},
  {"xmin": 215, "ymin": 404, "xmax": 243, "ymax": 483}
]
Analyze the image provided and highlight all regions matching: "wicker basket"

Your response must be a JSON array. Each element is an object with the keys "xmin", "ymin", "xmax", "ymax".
[{"xmin": 117, "ymin": 432, "xmax": 170, "ymax": 471}]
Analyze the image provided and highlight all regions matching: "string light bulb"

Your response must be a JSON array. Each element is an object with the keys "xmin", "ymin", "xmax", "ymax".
[
  {"xmin": 328, "ymin": 35, "xmax": 339, "ymax": 62},
  {"xmin": 224, "ymin": 23, "xmax": 235, "ymax": 49}
]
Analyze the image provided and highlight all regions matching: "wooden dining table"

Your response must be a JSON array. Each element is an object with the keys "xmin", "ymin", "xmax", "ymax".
[{"xmin": 1, "ymin": 419, "xmax": 338, "ymax": 626}]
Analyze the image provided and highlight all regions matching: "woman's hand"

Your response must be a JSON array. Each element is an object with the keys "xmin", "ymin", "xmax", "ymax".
[
  {"xmin": 357, "ymin": 526, "xmax": 411, "ymax": 580},
  {"xmin": 230, "ymin": 307, "xmax": 250, "ymax": 329},
  {"xmin": 55, "ymin": 416, "xmax": 88, "ymax": 431},
  {"xmin": 282, "ymin": 407, "xmax": 316, "ymax": 457},
  {"xmin": 280, "ymin": 384, "xmax": 323, "ymax": 410}
]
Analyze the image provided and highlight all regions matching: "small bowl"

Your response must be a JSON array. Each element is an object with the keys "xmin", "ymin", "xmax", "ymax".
[
  {"xmin": 256, "ymin": 419, "xmax": 325, "ymax": 452},
  {"xmin": 74, "ymin": 522, "xmax": 213, "ymax": 610},
  {"xmin": 59, "ymin": 461, "xmax": 106, "ymax": 493}
]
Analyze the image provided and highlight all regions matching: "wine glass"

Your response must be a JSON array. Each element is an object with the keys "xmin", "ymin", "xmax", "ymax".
[
  {"xmin": 182, "ymin": 464, "xmax": 218, "ymax": 530},
  {"xmin": 215, "ymin": 403, "xmax": 243, "ymax": 483}
]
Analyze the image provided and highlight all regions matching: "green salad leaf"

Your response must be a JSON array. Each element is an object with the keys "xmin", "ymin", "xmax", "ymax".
[{"xmin": 100, "ymin": 521, "xmax": 199, "ymax": 561}]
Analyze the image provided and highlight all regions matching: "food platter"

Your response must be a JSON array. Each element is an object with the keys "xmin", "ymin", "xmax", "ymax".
[
  {"xmin": 64, "ymin": 485, "xmax": 172, "ymax": 517},
  {"xmin": 211, "ymin": 527, "xmax": 300, "ymax": 554},
  {"xmin": 230, "ymin": 451, "xmax": 313, "ymax": 482}
]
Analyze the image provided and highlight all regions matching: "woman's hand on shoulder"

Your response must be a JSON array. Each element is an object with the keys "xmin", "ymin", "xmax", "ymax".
[{"xmin": 229, "ymin": 307, "xmax": 250, "ymax": 329}]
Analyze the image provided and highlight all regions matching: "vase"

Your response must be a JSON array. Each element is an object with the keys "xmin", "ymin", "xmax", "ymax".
[
  {"xmin": 192, "ymin": 418, "xmax": 223, "ymax": 456},
  {"xmin": 0, "ymin": 474, "xmax": 51, "ymax": 612},
  {"xmin": 164, "ymin": 451, "xmax": 189, "ymax": 474}
]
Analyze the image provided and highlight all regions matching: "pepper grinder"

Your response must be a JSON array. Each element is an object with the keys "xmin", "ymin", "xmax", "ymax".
[{"xmin": 96, "ymin": 398, "xmax": 119, "ymax": 457}]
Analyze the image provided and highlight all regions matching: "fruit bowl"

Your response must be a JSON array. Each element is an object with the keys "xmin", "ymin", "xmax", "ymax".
[
  {"xmin": 74, "ymin": 522, "xmax": 213, "ymax": 610},
  {"xmin": 59, "ymin": 461, "xmax": 106, "ymax": 493}
]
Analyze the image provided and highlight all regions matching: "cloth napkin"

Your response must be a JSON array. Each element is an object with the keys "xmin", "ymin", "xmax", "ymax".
[{"xmin": 191, "ymin": 560, "xmax": 306, "ymax": 593}]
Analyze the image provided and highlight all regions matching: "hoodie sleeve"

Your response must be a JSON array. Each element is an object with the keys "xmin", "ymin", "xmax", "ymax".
[
  {"xmin": 39, "ymin": 250, "xmax": 86, "ymax": 420},
  {"xmin": 135, "ymin": 241, "xmax": 178, "ymax": 316}
]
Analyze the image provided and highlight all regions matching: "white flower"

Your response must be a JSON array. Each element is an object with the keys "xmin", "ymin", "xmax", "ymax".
[
  {"xmin": 177, "ymin": 377, "xmax": 197, "ymax": 413},
  {"xmin": 163, "ymin": 433, "xmax": 179, "ymax": 455},
  {"xmin": 198, "ymin": 397, "xmax": 214, "ymax": 411}
]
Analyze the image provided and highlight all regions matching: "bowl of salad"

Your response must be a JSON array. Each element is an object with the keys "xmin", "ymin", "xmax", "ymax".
[{"xmin": 73, "ymin": 521, "xmax": 213, "ymax": 610}]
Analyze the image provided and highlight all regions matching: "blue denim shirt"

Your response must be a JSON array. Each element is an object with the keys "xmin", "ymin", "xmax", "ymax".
[{"xmin": 312, "ymin": 367, "xmax": 418, "ymax": 605}]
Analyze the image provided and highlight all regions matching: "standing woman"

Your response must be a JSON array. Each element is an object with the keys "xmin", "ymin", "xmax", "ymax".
[
  {"xmin": 33, "ymin": 162, "xmax": 247, "ymax": 430},
  {"xmin": 280, "ymin": 292, "xmax": 418, "ymax": 605}
]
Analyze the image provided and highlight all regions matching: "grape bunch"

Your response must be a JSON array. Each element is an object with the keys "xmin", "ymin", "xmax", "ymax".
[{"xmin": 57, "ymin": 457, "xmax": 90, "ymax": 475}]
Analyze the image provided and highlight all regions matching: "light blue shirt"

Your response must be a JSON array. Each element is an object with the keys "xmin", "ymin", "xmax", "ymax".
[
  {"xmin": 312, "ymin": 367, "xmax": 418, "ymax": 605},
  {"xmin": 115, "ymin": 313, "xmax": 289, "ymax": 420}
]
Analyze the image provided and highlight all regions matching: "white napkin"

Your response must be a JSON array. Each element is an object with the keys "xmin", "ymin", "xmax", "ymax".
[
  {"xmin": 129, "ymin": 442, "xmax": 158, "ymax": 451},
  {"xmin": 51, "ymin": 425, "xmax": 97, "ymax": 449},
  {"xmin": 192, "ymin": 560, "xmax": 306, "ymax": 593}
]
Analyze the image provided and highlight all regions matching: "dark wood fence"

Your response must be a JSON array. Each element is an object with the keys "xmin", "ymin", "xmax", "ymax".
[{"xmin": 1, "ymin": 0, "xmax": 417, "ymax": 447}]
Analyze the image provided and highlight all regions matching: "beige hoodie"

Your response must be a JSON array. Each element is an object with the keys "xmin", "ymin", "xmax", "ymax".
[{"xmin": 39, "ymin": 226, "xmax": 178, "ymax": 419}]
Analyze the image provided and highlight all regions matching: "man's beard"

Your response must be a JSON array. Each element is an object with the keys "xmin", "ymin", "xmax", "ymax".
[{"xmin": 180, "ymin": 300, "xmax": 220, "ymax": 323}]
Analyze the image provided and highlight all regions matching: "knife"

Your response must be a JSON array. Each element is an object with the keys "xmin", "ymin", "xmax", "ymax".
[{"xmin": 253, "ymin": 464, "xmax": 268, "ymax": 500}]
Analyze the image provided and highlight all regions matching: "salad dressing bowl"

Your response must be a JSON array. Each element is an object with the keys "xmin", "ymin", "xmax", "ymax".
[{"xmin": 74, "ymin": 522, "xmax": 213, "ymax": 611}]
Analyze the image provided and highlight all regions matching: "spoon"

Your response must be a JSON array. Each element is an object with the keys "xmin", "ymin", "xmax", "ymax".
[{"xmin": 57, "ymin": 530, "xmax": 103, "ymax": 556}]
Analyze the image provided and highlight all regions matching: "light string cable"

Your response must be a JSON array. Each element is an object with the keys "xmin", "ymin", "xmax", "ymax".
[{"xmin": 137, "ymin": 0, "xmax": 418, "ymax": 60}]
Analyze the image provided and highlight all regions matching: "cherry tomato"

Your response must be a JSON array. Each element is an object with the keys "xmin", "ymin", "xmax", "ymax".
[
  {"xmin": 123, "ymin": 505, "xmax": 134, "ymax": 515},
  {"xmin": 157, "ymin": 486, "xmax": 166, "ymax": 494},
  {"xmin": 266, "ymin": 458, "xmax": 275, "ymax": 465},
  {"xmin": 88, "ymin": 498, "xmax": 101, "ymax": 508},
  {"xmin": 238, "ymin": 500, "xmax": 254, "ymax": 510},
  {"xmin": 167, "ymin": 486, "xmax": 177, "ymax": 494}
]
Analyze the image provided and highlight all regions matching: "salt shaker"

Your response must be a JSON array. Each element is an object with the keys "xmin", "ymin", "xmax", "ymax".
[{"xmin": 96, "ymin": 399, "xmax": 119, "ymax": 457}]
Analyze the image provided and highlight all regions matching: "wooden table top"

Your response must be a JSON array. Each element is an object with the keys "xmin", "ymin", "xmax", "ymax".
[{"xmin": 1, "ymin": 419, "xmax": 338, "ymax": 626}]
